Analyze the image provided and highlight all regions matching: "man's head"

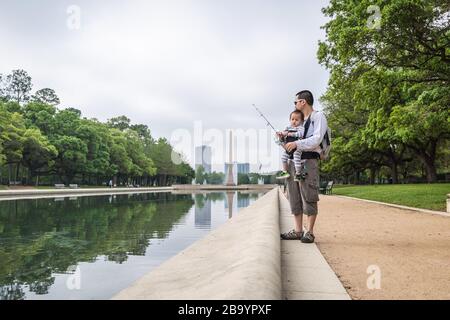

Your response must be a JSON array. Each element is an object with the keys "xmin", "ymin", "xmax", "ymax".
[{"xmin": 294, "ymin": 90, "xmax": 314, "ymax": 113}]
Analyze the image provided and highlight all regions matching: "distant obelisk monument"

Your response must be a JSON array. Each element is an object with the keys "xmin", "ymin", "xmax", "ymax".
[{"xmin": 225, "ymin": 131, "xmax": 236, "ymax": 186}]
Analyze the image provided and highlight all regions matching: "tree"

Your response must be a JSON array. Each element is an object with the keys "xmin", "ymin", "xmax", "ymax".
[
  {"xmin": 22, "ymin": 102, "xmax": 57, "ymax": 135},
  {"xmin": 107, "ymin": 116, "xmax": 131, "ymax": 131},
  {"xmin": 125, "ymin": 130, "xmax": 156, "ymax": 183},
  {"xmin": 0, "ymin": 70, "xmax": 196, "ymax": 187},
  {"xmin": 0, "ymin": 110, "xmax": 26, "ymax": 182},
  {"xmin": 52, "ymin": 135, "xmax": 87, "ymax": 184},
  {"xmin": 108, "ymin": 128, "xmax": 133, "ymax": 182},
  {"xmin": 248, "ymin": 173, "xmax": 261, "ymax": 184},
  {"xmin": 31, "ymin": 88, "xmax": 60, "ymax": 106},
  {"xmin": 207, "ymin": 171, "xmax": 225, "ymax": 185},
  {"xmin": 0, "ymin": 103, "xmax": 8, "ymax": 165},
  {"xmin": 4, "ymin": 69, "xmax": 32, "ymax": 104},
  {"xmin": 195, "ymin": 165, "xmax": 206, "ymax": 184},
  {"xmin": 318, "ymin": 0, "xmax": 450, "ymax": 183},
  {"xmin": 0, "ymin": 74, "xmax": 5, "ymax": 101},
  {"xmin": 74, "ymin": 119, "xmax": 112, "ymax": 183},
  {"xmin": 130, "ymin": 124, "xmax": 152, "ymax": 141},
  {"xmin": 21, "ymin": 128, "xmax": 58, "ymax": 185}
]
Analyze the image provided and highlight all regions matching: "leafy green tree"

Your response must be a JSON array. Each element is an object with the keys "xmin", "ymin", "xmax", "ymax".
[
  {"xmin": 237, "ymin": 173, "xmax": 250, "ymax": 185},
  {"xmin": 31, "ymin": 88, "xmax": 60, "ymax": 106},
  {"xmin": 318, "ymin": 0, "xmax": 450, "ymax": 183},
  {"xmin": 107, "ymin": 116, "xmax": 131, "ymax": 131},
  {"xmin": 195, "ymin": 165, "xmax": 206, "ymax": 184},
  {"xmin": 0, "ymin": 69, "xmax": 195, "ymax": 187},
  {"xmin": 73, "ymin": 119, "xmax": 111, "ymax": 184},
  {"xmin": 0, "ymin": 104, "xmax": 8, "ymax": 166},
  {"xmin": 206, "ymin": 171, "xmax": 225, "ymax": 185},
  {"xmin": 22, "ymin": 102, "xmax": 57, "ymax": 135},
  {"xmin": 4, "ymin": 69, "xmax": 33, "ymax": 104},
  {"xmin": 52, "ymin": 135, "xmax": 87, "ymax": 184},
  {"xmin": 248, "ymin": 173, "xmax": 261, "ymax": 184},
  {"xmin": 176, "ymin": 161, "xmax": 195, "ymax": 184},
  {"xmin": 53, "ymin": 108, "xmax": 82, "ymax": 135},
  {"xmin": 21, "ymin": 128, "xmax": 58, "ymax": 185},
  {"xmin": 125, "ymin": 130, "xmax": 156, "ymax": 183},
  {"xmin": 108, "ymin": 128, "xmax": 133, "ymax": 182},
  {"xmin": 0, "ymin": 74, "xmax": 4, "ymax": 101},
  {"xmin": 0, "ymin": 111, "xmax": 26, "ymax": 182}
]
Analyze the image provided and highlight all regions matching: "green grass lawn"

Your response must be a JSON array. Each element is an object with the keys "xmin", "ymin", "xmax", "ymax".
[{"xmin": 333, "ymin": 183, "xmax": 450, "ymax": 211}]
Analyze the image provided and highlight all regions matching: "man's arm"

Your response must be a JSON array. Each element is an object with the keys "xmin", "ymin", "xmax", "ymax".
[{"xmin": 295, "ymin": 112, "xmax": 327, "ymax": 151}]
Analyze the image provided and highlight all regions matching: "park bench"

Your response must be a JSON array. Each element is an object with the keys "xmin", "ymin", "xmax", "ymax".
[
  {"xmin": 319, "ymin": 181, "xmax": 334, "ymax": 195},
  {"xmin": 9, "ymin": 181, "xmax": 21, "ymax": 186},
  {"xmin": 54, "ymin": 184, "xmax": 66, "ymax": 189},
  {"xmin": 69, "ymin": 184, "xmax": 79, "ymax": 189}
]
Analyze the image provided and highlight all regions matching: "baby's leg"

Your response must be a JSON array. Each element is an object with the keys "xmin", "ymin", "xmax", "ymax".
[
  {"xmin": 293, "ymin": 150, "xmax": 303, "ymax": 174},
  {"xmin": 281, "ymin": 152, "xmax": 289, "ymax": 172}
]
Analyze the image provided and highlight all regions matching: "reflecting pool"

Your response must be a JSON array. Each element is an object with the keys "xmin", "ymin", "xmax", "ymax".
[{"xmin": 0, "ymin": 190, "xmax": 267, "ymax": 300}]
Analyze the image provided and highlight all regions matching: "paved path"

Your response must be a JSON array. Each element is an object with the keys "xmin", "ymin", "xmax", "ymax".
[
  {"xmin": 315, "ymin": 195, "xmax": 450, "ymax": 299},
  {"xmin": 279, "ymin": 191, "xmax": 350, "ymax": 300}
]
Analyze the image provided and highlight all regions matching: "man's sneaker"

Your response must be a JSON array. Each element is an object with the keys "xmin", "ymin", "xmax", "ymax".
[
  {"xmin": 281, "ymin": 229, "xmax": 304, "ymax": 240},
  {"xmin": 276, "ymin": 171, "xmax": 290, "ymax": 180},
  {"xmin": 301, "ymin": 231, "xmax": 315, "ymax": 243}
]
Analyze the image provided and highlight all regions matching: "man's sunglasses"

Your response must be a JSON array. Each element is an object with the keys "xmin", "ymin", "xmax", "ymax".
[{"xmin": 294, "ymin": 99, "xmax": 305, "ymax": 106}]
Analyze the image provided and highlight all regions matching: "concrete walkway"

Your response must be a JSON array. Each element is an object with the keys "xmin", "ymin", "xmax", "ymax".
[{"xmin": 279, "ymin": 190, "xmax": 351, "ymax": 300}]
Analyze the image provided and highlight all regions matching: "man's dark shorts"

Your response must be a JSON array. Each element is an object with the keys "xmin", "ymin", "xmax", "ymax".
[{"xmin": 285, "ymin": 159, "xmax": 319, "ymax": 216}]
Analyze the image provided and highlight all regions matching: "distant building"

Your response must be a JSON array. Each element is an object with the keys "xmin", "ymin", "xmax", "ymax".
[
  {"xmin": 237, "ymin": 163, "xmax": 250, "ymax": 174},
  {"xmin": 195, "ymin": 196, "xmax": 211, "ymax": 228},
  {"xmin": 195, "ymin": 145, "xmax": 212, "ymax": 174},
  {"xmin": 223, "ymin": 162, "xmax": 250, "ymax": 185},
  {"xmin": 237, "ymin": 194, "xmax": 250, "ymax": 208},
  {"xmin": 224, "ymin": 163, "xmax": 250, "ymax": 175}
]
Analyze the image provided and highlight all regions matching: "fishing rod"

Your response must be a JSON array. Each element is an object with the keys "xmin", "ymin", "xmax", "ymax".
[{"xmin": 252, "ymin": 104, "xmax": 278, "ymax": 133}]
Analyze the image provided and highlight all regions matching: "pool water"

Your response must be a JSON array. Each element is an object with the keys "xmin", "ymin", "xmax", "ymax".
[{"xmin": 0, "ymin": 191, "xmax": 266, "ymax": 300}]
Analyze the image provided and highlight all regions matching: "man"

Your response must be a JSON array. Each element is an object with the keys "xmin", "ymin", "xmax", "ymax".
[{"xmin": 280, "ymin": 90, "xmax": 328, "ymax": 243}]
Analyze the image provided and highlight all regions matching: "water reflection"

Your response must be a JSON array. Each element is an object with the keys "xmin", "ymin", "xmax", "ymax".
[{"xmin": 0, "ymin": 191, "xmax": 266, "ymax": 300}]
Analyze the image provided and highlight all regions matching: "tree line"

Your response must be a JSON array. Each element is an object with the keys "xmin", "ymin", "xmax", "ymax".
[
  {"xmin": 318, "ymin": 0, "xmax": 449, "ymax": 184},
  {"xmin": 0, "ymin": 69, "xmax": 195, "ymax": 187}
]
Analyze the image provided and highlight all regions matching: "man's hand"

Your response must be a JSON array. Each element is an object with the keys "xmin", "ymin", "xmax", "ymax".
[{"xmin": 285, "ymin": 142, "xmax": 297, "ymax": 153}]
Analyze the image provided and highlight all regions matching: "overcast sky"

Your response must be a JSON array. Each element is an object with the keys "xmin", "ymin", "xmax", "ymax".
[{"xmin": 0, "ymin": 0, "xmax": 330, "ymax": 172}]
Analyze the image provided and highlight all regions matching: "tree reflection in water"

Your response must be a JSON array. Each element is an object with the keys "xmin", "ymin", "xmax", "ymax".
[{"xmin": 0, "ymin": 192, "xmax": 194, "ymax": 300}]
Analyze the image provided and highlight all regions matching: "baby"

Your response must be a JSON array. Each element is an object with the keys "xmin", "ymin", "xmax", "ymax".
[{"xmin": 276, "ymin": 110, "xmax": 305, "ymax": 181}]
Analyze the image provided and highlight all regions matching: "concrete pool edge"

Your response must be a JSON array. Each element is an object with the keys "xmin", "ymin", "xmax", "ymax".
[
  {"xmin": 0, "ymin": 185, "xmax": 276, "ymax": 201},
  {"xmin": 112, "ymin": 187, "xmax": 282, "ymax": 300},
  {"xmin": 0, "ymin": 187, "xmax": 174, "ymax": 198}
]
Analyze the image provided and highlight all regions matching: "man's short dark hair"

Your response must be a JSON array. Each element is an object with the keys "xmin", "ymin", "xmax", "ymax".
[{"xmin": 296, "ymin": 90, "xmax": 314, "ymax": 106}]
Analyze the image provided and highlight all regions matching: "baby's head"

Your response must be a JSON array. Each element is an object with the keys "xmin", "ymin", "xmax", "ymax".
[{"xmin": 290, "ymin": 110, "xmax": 304, "ymax": 127}]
